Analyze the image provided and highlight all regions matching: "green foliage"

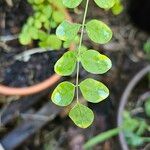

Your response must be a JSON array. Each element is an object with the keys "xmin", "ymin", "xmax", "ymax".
[
  {"xmin": 86, "ymin": 20, "xmax": 112, "ymax": 44},
  {"xmin": 144, "ymin": 39, "xmax": 150, "ymax": 54},
  {"xmin": 84, "ymin": 111, "xmax": 150, "ymax": 149},
  {"xmin": 69, "ymin": 103, "xmax": 94, "ymax": 128},
  {"xmin": 94, "ymin": 0, "xmax": 116, "ymax": 9},
  {"xmin": 56, "ymin": 21, "xmax": 81, "ymax": 41},
  {"xmin": 19, "ymin": 0, "xmax": 65, "ymax": 50},
  {"xmin": 84, "ymin": 128, "xmax": 121, "ymax": 149},
  {"xmin": 51, "ymin": 81, "xmax": 75, "ymax": 106},
  {"xmin": 111, "ymin": 0, "xmax": 123, "ymax": 15},
  {"xmin": 144, "ymin": 98, "xmax": 150, "ymax": 117},
  {"xmin": 123, "ymin": 111, "xmax": 150, "ymax": 147},
  {"xmin": 79, "ymin": 78, "xmax": 109, "ymax": 103},
  {"xmin": 80, "ymin": 50, "xmax": 112, "ymax": 74},
  {"xmin": 51, "ymin": 0, "xmax": 115, "ymax": 128},
  {"xmin": 39, "ymin": 35, "xmax": 62, "ymax": 49},
  {"xmin": 54, "ymin": 51, "xmax": 77, "ymax": 76},
  {"xmin": 62, "ymin": 0, "xmax": 83, "ymax": 8}
]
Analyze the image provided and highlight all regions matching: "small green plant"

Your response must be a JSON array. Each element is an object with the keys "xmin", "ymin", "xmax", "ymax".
[
  {"xmin": 123, "ymin": 111, "xmax": 150, "ymax": 147},
  {"xmin": 84, "ymin": 111, "xmax": 150, "ymax": 149},
  {"xmin": 19, "ymin": 0, "xmax": 66, "ymax": 49},
  {"xmin": 50, "ymin": 0, "xmax": 119, "ymax": 128}
]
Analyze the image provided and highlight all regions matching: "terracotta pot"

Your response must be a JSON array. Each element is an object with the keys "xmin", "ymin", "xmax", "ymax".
[
  {"xmin": 0, "ymin": 7, "xmax": 72, "ymax": 96},
  {"xmin": 117, "ymin": 65, "xmax": 150, "ymax": 150}
]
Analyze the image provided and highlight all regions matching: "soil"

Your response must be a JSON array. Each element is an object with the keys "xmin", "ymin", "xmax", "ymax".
[
  {"xmin": 0, "ymin": 0, "xmax": 150, "ymax": 150},
  {"xmin": 0, "ymin": 1, "xmax": 64, "ymax": 87},
  {"xmin": 0, "ymin": 50, "xmax": 63, "ymax": 87}
]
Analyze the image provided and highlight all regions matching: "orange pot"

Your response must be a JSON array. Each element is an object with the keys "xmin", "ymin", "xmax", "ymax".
[{"xmin": 0, "ymin": 8, "xmax": 72, "ymax": 96}]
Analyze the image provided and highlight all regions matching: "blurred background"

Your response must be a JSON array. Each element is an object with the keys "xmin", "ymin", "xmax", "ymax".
[{"xmin": 0, "ymin": 0, "xmax": 150, "ymax": 149}]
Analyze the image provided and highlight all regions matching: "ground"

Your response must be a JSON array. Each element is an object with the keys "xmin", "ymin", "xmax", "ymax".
[{"xmin": 0, "ymin": 0, "xmax": 150, "ymax": 150}]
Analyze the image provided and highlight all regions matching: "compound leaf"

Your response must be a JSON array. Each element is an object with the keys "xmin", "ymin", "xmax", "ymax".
[
  {"xmin": 51, "ymin": 81, "xmax": 75, "ymax": 106},
  {"xmin": 69, "ymin": 103, "xmax": 94, "ymax": 128},
  {"xmin": 79, "ymin": 78, "xmax": 109, "ymax": 103},
  {"xmin": 86, "ymin": 19, "xmax": 112, "ymax": 44},
  {"xmin": 80, "ymin": 50, "xmax": 112, "ymax": 74},
  {"xmin": 54, "ymin": 51, "xmax": 77, "ymax": 76},
  {"xmin": 56, "ymin": 20, "xmax": 81, "ymax": 41}
]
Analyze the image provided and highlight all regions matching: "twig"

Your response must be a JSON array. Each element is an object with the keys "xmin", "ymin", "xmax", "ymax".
[
  {"xmin": 5, "ymin": 0, "xmax": 13, "ymax": 7},
  {"xmin": 143, "ymin": 143, "xmax": 150, "ymax": 150},
  {"xmin": 0, "ymin": 41, "xmax": 12, "ymax": 52},
  {"xmin": 20, "ymin": 113, "xmax": 50, "ymax": 121},
  {"xmin": 0, "ymin": 34, "xmax": 18, "ymax": 42},
  {"xmin": 131, "ymin": 107, "xmax": 144, "ymax": 116},
  {"xmin": 0, "ymin": 102, "xmax": 10, "ymax": 127},
  {"xmin": 136, "ymin": 91, "xmax": 150, "ymax": 107},
  {"xmin": 0, "ymin": 34, "xmax": 18, "ymax": 52},
  {"xmin": 0, "ymin": 12, "xmax": 6, "ymax": 35},
  {"xmin": 0, "ymin": 103, "xmax": 60, "ymax": 150},
  {"xmin": 14, "ymin": 47, "xmax": 53, "ymax": 62},
  {"xmin": 1, "ymin": 89, "xmax": 50, "ymax": 125}
]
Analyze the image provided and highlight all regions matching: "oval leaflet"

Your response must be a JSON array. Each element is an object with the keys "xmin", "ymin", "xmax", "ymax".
[
  {"xmin": 79, "ymin": 78, "xmax": 109, "ymax": 103},
  {"xmin": 51, "ymin": 81, "xmax": 75, "ymax": 106},
  {"xmin": 80, "ymin": 50, "xmax": 112, "ymax": 74},
  {"xmin": 54, "ymin": 51, "xmax": 77, "ymax": 76},
  {"xmin": 69, "ymin": 103, "xmax": 94, "ymax": 128},
  {"xmin": 86, "ymin": 19, "xmax": 112, "ymax": 44}
]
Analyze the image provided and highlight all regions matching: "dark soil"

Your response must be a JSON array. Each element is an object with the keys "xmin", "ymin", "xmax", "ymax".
[
  {"xmin": 0, "ymin": 50, "xmax": 63, "ymax": 87},
  {"xmin": 128, "ymin": 0, "xmax": 150, "ymax": 33}
]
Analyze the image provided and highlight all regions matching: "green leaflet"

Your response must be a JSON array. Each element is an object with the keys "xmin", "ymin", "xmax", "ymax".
[
  {"xmin": 111, "ymin": 0, "xmax": 124, "ymax": 15},
  {"xmin": 19, "ymin": 0, "xmax": 66, "ymax": 49},
  {"xmin": 19, "ymin": 33, "xmax": 32, "ymax": 45},
  {"xmin": 54, "ymin": 51, "xmax": 77, "ymax": 76},
  {"xmin": 69, "ymin": 103, "xmax": 94, "ymax": 128},
  {"xmin": 52, "ymin": 11, "xmax": 65, "ymax": 23},
  {"xmin": 56, "ymin": 20, "xmax": 81, "ymax": 41},
  {"xmin": 145, "ymin": 98, "xmax": 150, "ymax": 117},
  {"xmin": 39, "ymin": 34, "xmax": 62, "ymax": 49},
  {"xmin": 80, "ymin": 50, "xmax": 112, "ymax": 74},
  {"xmin": 94, "ymin": 0, "xmax": 115, "ymax": 9},
  {"xmin": 28, "ymin": 26, "xmax": 39, "ymax": 39},
  {"xmin": 51, "ymin": 81, "xmax": 75, "ymax": 106},
  {"xmin": 62, "ymin": 0, "xmax": 83, "ymax": 8},
  {"xmin": 42, "ymin": 5, "xmax": 52, "ymax": 18},
  {"xmin": 86, "ymin": 19, "xmax": 112, "ymax": 44},
  {"xmin": 84, "ymin": 128, "xmax": 121, "ymax": 149},
  {"xmin": 80, "ymin": 78, "xmax": 109, "ymax": 103}
]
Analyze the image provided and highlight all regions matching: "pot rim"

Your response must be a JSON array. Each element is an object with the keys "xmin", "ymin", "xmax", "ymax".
[
  {"xmin": 117, "ymin": 65, "xmax": 150, "ymax": 150},
  {"xmin": 0, "ymin": 7, "xmax": 72, "ymax": 96}
]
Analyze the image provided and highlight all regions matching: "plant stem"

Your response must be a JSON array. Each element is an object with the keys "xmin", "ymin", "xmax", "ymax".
[
  {"xmin": 76, "ymin": 0, "xmax": 90, "ymax": 102},
  {"xmin": 83, "ymin": 127, "xmax": 122, "ymax": 149}
]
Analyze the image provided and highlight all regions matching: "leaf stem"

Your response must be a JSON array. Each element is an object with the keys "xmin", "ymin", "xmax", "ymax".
[{"xmin": 76, "ymin": 0, "xmax": 89, "ymax": 101}]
